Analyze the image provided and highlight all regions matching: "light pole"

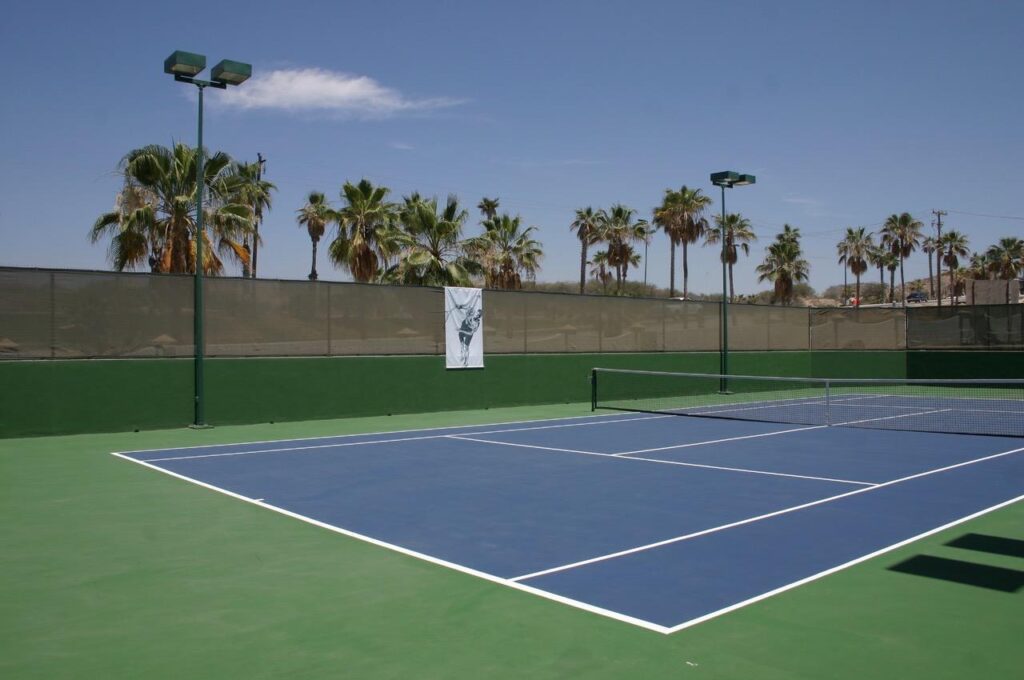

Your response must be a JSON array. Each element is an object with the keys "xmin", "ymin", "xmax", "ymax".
[
  {"xmin": 642, "ymin": 224, "xmax": 652, "ymax": 296},
  {"xmin": 709, "ymin": 171, "xmax": 755, "ymax": 392},
  {"xmin": 165, "ymin": 51, "xmax": 252, "ymax": 427}
]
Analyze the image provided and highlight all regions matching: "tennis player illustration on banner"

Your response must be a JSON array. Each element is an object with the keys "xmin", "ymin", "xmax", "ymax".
[{"xmin": 445, "ymin": 287, "xmax": 484, "ymax": 369}]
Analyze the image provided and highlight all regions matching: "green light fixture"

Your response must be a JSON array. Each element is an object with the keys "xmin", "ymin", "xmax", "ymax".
[
  {"xmin": 211, "ymin": 59, "xmax": 252, "ymax": 86},
  {"xmin": 163, "ymin": 50, "xmax": 206, "ymax": 77}
]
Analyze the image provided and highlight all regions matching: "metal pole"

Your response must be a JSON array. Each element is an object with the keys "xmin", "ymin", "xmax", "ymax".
[
  {"xmin": 591, "ymin": 369, "xmax": 598, "ymax": 411},
  {"xmin": 720, "ymin": 184, "xmax": 729, "ymax": 392},
  {"xmin": 643, "ymin": 236, "xmax": 649, "ymax": 293},
  {"xmin": 193, "ymin": 84, "xmax": 207, "ymax": 427}
]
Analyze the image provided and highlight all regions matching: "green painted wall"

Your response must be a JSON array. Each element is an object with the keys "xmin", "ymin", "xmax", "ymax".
[
  {"xmin": 810, "ymin": 351, "xmax": 907, "ymax": 379},
  {"xmin": 0, "ymin": 352, "xmax": 811, "ymax": 438},
  {"xmin": 9, "ymin": 349, "xmax": 1016, "ymax": 439},
  {"xmin": 205, "ymin": 352, "xmax": 814, "ymax": 426},
  {"xmin": 906, "ymin": 351, "xmax": 1024, "ymax": 379},
  {"xmin": 0, "ymin": 359, "xmax": 193, "ymax": 438}
]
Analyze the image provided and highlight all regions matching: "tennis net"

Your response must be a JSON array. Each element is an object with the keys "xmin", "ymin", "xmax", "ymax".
[{"xmin": 591, "ymin": 368, "xmax": 1024, "ymax": 437}]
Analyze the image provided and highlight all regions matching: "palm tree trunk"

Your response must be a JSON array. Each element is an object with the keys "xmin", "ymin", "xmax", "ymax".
[
  {"xmin": 843, "ymin": 266, "xmax": 848, "ymax": 304},
  {"xmin": 309, "ymin": 238, "xmax": 319, "ymax": 281},
  {"xmin": 668, "ymin": 240, "xmax": 676, "ymax": 298},
  {"xmin": 728, "ymin": 263, "xmax": 735, "ymax": 303},
  {"xmin": 252, "ymin": 219, "xmax": 260, "ymax": 278},
  {"xmin": 579, "ymin": 240, "xmax": 588, "ymax": 294},
  {"xmin": 242, "ymin": 237, "xmax": 252, "ymax": 278},
  {"xmin": 855, "ymin": 272, "xmax": 861, "ymax": 307},
  {"xmin": 936, "ymin": 255, "xmax": 943, "ymax": 307},
  {"xmin": 889, "ymin": 268, "xmax": 895, "ymax": 304},
  {"xmin": 682, "ymin": 240, "xmax": 689, "ymax": 299},
  {"xmin": 899, "ymin": 252, "xmax": 906, "ymax": 306}
]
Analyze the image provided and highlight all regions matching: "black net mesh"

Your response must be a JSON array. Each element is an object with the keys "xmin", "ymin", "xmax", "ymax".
[{"xmin": 593, "ymin": 368, "xmax": 1024, "ymax": 437}]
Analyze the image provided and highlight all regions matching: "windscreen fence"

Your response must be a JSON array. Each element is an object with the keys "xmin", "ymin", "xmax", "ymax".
[
  {"xmin": 0, "ymin": 267, "xmax": 1020, "ymax": 359},
  {"xmin": 906, "ymin": 304, "xmax": 1024, "ymax": 350}
]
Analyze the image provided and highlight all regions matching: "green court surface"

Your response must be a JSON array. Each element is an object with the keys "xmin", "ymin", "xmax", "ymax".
[{"xmin": 2, "ymin": 404, "xmax": 1021, "ymax": 679}]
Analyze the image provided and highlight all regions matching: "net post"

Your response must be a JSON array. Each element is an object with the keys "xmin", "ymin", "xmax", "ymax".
[
  {"xmin": 825, "ymin": 379, "xmax": 831, "ymax": 426},
  {"xmin": 591, "ymin": 369, "xmax": 597, "ymax": 411}
]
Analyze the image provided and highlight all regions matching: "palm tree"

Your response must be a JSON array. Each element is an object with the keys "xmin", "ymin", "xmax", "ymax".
[
  {"xmin": 866, "ymin": 244, "xmax": 887, "ymax": 302},
  {"xmin": 881, "ymin": 212, "xmax": 923, "ymax": 305},
  {"xmin": 296, "ymin": 191, "xmax": 333, "ymax": 281},
  {"xmin": 882, "ymin": 250, "xmax": 899, "ymax": 304},
  {"xmin": 386, "ymin": 194, "xmax": 479, "ymax": 286},
  {"xmin": 967, "ymin": 252, "xmax": 989, "ymax": 280},
  {"xmin": 466, "ymin": 213, "xmax": 543, "ymax": 290},
  {"xmin": 570, "ymin": 207, "xmax": 602, "ymax": 294},
  {"xmin": 652, "ymin": 190, "xmax": 680, "ymax": 296},
  {"xmin": 838, "ymin": 227, "xmax": 874, "ymax": 305},
  {"xmin": 756, "ymin": 228, "xmax": 810, "ymax": 305},
  {"xmin": 233, "ymin": 160, "xmax": 276, "ymax": 278},
  {"xmin": 948, "ymin": 267, "xmax": 968, "ymax": 305},
  {"xmin": 588, "ymin": 251, "xmax": 614, "ymax": 294},
  {"xmin": 837, "ymin": 241, "xmax": 849, "ymax": 302},
  {"xmin": 477, "ymin": 197, "xmax": 500, "ymax": 221},
  {"xmin": 652, "ymin": 186, "xmax": 712, "ymax": 298},
  {"xmin": 985, "ymin": 237, "xmax": 1024, "ymax": 280},
  {"xmin": 939, "ymin": 230, "xmax": 970, "ymax": 305},
  {"xmin": 921, "ymin": 235, "xmax": 938, "ymax": 297},
  {"xmin": 705, "ymin": 213, "xmax": 756, "ymax": 302},
  {"xmin": 329, "ymin": 179, "xmax": 402, "ymax": 282},
  {"xmin": 596, "ymin": 204, "xmax": 649, "ymax": 294},
  {"xmin": 90, "ymin": 142, "xmax": 252, "ymax": 274}
]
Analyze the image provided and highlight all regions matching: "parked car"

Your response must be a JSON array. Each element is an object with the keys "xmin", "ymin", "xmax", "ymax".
[{"xmin": 906, "ymin": 292, "xmax": 928, "ymax": 303}]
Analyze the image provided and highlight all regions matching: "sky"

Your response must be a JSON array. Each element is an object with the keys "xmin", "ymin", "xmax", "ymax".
[{"xmin": 1, "ymin": 0, "xmax": 1021, "ymax": 295}]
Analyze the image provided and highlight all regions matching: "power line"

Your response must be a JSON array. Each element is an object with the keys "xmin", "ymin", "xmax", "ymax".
[{"xmin": 945, "ymin": 209, "xmax": 1024, "ymax": 221}]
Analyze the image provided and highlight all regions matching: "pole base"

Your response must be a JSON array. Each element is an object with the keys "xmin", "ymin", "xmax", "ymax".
[
  {"xmin": 188, "ymin": 423, "xmax": 214, "ymax": 430},
  {"xmin": 718, "ymin": 390, "xmax": 734, "ymax": 395}
]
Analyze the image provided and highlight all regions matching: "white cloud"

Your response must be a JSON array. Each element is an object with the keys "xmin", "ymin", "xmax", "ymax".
[
  {"xmin": 389, "ymin": 141, "xmax": 415, "ymax": 151},
  {"xmin": 220, "ymin": 68, "xmax": 463, "ymax": 117}
]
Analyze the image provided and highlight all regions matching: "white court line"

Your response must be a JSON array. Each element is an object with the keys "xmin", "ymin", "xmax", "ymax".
[
  {"xmin": 110, "ymin": 451, "xmax": 671, "ymax": 634},
  {"xmin": 662, "ymin": 491, "xmax": 1024, "ymax": 634},
  {"xmin": 111, "ymin": 443, "xmax": 1024, "ymax": 635},
  {"xmin": 669, "ymin": 393, "xmax": 875, "ymax": 417},
  {"xmin": 833, "ymin": 408, "xmax": 951, "ymax": 426},
  {"xmin": 509, "ymin": 444, "xmax": 1024, "ymax": 582},
  {"xmin": 145, "ymin": 433, "xmax": 449, "ymax": 462},
  {"xmin": 686, "ymin": 394, "xmax": 879, "ymax": 417},
  {"xmin": 614, "ymin": 425, "xmax": 826, "ymax": 456},
  {"xmin": 140, "ymin": 415, "xmax": 670, "ymax": 463},
  {"xmin": 115, "ymin": 410, "xmax": 644, "ymax": 456},
  {"xmin": 448, "ymin": 434, "xmax": 875, "ymax": 486},
  {"xmin": 614, "ymin": 407, "xmax": 952, "ymax": 458},
  {"xmin": 448, "ymin": 435, "xmax": 603, "ymax": 457}
]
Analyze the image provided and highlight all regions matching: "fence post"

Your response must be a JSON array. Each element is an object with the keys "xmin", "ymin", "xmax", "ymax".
[
  {"xmin": 326, "ymin": 282, "xmax": 332, "ymax": 356},
  {"xmin": 49, "ymin": 271, "xmax": 56, "ymax": 359}
]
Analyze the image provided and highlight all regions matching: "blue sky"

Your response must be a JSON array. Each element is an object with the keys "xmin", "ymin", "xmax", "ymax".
[{"xmin": 1, "ymin": 0, "xmax": 1021, "ymax": 295}]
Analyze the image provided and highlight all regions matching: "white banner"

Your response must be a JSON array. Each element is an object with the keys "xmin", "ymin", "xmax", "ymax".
[{"xmin": 445, "ymin": 287, "xmax": 484, "ymax": 369}]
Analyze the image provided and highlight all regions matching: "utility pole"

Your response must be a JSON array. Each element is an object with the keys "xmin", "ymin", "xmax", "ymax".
[
  {"xmin": 252, "ymin": 152, "xmax": 266, "ymax": 278},
  {"xmin": 932, "ymin": 209, "xmax": 946, "ymax": 307}
]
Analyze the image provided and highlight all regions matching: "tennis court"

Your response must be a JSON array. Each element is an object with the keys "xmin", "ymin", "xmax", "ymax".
[{"xmin": 115, "ymin": 373, "xmax": 1024, "ymax": 633}]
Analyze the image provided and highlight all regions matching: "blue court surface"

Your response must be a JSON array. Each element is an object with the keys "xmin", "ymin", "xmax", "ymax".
[{"xmin": 115, "ymin": 412, "xmax": 1024, "ymax": 633}]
